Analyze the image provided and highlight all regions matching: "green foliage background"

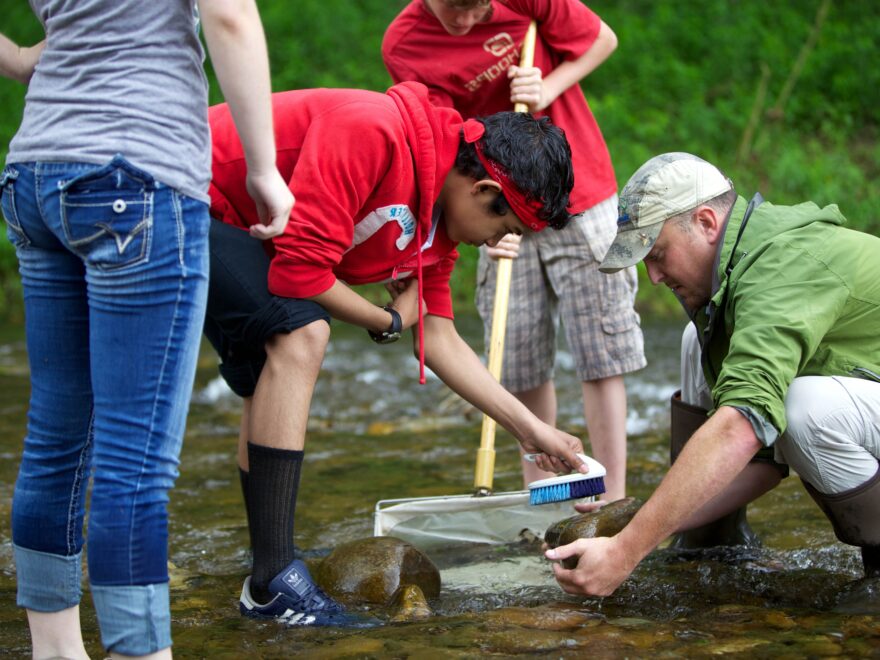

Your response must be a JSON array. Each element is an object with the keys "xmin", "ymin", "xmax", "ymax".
[{"xmin": 1, "ymin": 0, "xmax": 877, "ymax": 321}]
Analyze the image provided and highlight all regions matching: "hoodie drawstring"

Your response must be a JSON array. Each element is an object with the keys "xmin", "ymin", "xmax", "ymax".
[{"xmin": 416, "ymin": 222, "xmax": 426, "ymax": 384}]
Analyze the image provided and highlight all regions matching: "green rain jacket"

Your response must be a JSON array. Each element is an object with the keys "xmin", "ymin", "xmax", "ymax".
[{"xmin": 693, "ymin": 195, "xmax": 880, "ymax": 445}]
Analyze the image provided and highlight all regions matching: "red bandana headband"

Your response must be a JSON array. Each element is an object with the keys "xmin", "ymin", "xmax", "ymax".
[{"xmin": 462, "ymin": 119, "xmax": 548, "ymax": 232}]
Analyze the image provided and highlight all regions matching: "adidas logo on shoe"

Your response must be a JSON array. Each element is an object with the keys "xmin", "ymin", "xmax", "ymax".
[{"xmin": 282, "ymin": 570, "xmax": 308, "ymax": 596}]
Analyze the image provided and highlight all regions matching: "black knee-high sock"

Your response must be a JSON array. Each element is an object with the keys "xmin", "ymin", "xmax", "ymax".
[
  {"xmin": 246, "ymin": 442, "xmax": 304, "ymax": 603},
  {"xmin": 239, "ymin": 467, "xmax": 253, "ymax": 550}
]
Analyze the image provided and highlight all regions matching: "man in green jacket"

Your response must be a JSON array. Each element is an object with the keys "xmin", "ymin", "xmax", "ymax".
[{"xmin": 545, "ymin": 152, "xmax": 880, "ymax": 596}]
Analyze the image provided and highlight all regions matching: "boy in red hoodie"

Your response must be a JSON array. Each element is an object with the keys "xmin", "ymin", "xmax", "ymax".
[
  {"xmin": 205, "ymin": 82, "xmax": 586, "ymax": 625},
  {"xmin": 383, "ymin": 0, "xmax": 647, "ymax": 499}
]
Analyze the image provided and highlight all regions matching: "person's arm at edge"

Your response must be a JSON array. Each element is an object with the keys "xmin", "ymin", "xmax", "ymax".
[
  {"xmin": 509, "ymin": 20, "xmax": 617, "ymax": 113},
  {"xmin": 0, "ymin": 32, "xmax": 44, "ymax": 84},
  {"xmin": 198, "ymin": 0, "xmax": 293, "ymax": 239},
  {"xmin": 420, "ymin": 314, "xmax": 588, "ymax": 474},
  {"xmin": 546, "ymin": 406, "xmax": 761, "ymax": 595}
]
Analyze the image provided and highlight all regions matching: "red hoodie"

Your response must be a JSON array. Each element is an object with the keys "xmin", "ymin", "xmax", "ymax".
[
  {"xmin": 209, "ymin": 83, "xmax": 463, "ymax": 318},
  {"xmin": 208, "ymin": 83, "xmax": 462, "ymax": 321}
]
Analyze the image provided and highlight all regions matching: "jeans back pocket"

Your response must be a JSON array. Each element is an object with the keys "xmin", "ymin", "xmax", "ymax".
[
  {"xmin": 1, "ymin": 166, "xmax": 29, "ymax": 248},
  {"xmin": 60, "ymin": 156, "xmax": 155, "ymax": 271}
]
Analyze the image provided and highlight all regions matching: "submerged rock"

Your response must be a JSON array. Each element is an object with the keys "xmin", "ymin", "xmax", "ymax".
[
  {"xmin": 314, "ymin": 536, "xmax": 441, "ymax": 606},
  {"xmin": 483, "ymin": 605, "xmax": 602, "ymax": 631},
  {"xmin": 544, "ymin": 498, "xmax": 642, "ymax": 568},
  {"xmin": 387, "ymin": 584, "xmax": 432, "ymax": 622}
]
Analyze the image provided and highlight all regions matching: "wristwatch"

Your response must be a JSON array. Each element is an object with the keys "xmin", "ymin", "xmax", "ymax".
[{"xmin": 367, "ymin": 305, "xmax": 402, "ymax": 344}]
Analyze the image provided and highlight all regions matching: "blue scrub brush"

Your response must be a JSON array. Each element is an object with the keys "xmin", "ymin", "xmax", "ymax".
[{"xmin": 526, "ymin": 453, "xmax": 607, "ymax": 505}]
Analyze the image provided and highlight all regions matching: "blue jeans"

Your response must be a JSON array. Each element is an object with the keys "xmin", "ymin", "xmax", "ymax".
[{"xmin": 1, "ymin": 157, "xmax": 209, "ymax": 655}]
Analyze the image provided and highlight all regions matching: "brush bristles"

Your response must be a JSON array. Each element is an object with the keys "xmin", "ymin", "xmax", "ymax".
[{"xmin": 529, "ymin": 476, "xmax": 605, "ymax": 505}]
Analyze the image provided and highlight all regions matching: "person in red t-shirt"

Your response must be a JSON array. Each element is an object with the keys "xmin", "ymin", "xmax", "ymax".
[
  {"xmin": 204, "ymin": 82, "xmax": 589, "ymax": 625},
  {"xmin": 383, "ymin": 0, "xmax": 647, "ymax": 500}
]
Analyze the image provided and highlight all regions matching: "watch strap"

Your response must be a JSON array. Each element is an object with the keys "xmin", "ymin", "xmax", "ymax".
[{"xmin": 367, "ymin": 305, "xmax": 402, "ymax": 344}]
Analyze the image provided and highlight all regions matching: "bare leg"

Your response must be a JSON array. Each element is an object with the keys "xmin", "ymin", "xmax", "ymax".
[
  {"xmin": 27, "ymin": 607, "xmax": 90, "ymax": 660},
  {"xmin": 582, "ymin": 375, "xmax": 628, "ymax": 501},
  {"xmin": 238, "ymin": 397, "xmax": 252, "ymax": 471},
  {"xmin": 238, "ymin": 320, "xmax": 330, "ymax": 598},
  {"xmin": 248, "ymin": 321, "xmax": 329, "ymax": 450},
  {"xmin": 513, "ymin": 380, "xmax": 559, "ymax": 486}
]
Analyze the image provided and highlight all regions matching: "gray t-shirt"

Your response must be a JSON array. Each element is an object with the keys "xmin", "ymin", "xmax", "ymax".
[{"xmin": 7, "ymin": 0, "xmax": 211, "ymax": 202}]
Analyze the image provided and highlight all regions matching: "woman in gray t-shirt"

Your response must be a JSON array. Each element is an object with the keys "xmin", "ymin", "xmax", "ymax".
[{"xmin": 0, "ymin": 1, "xmax": 292, "ymax": 657}]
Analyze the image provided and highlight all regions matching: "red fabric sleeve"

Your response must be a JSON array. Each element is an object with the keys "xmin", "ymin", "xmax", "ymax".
[
  {"xmin": 267, "ymin": 101, "xmax": 398, "ymax": 299},
  {"xmin": 502, "ymin": 0, "xmax": 601, "ymax": 61}
]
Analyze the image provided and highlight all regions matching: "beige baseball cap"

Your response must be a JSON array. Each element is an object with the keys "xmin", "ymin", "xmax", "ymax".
[{"xmin": 599, "ymin": 152, "xmax": 732, "ymax": 273}]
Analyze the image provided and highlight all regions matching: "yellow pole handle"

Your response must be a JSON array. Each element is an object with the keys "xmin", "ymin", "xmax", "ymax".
[
  {"xmin": 513, "ymin": 21, "xmax": 538, "ymax": 113},
  {"xmin": 474, "ymin": 20, "xmax": 537, "ymax": 495}
]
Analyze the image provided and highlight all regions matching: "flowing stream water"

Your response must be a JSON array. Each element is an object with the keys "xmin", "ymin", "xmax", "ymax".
[{"xmin": 0, "ymin": 315, "xmax": 877, "ymax": 657}]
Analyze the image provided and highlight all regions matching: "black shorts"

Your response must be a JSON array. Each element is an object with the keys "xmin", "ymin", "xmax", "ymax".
[{"xmin": 204, "ymin": 220, "xmax": 330, "ymax": 397}]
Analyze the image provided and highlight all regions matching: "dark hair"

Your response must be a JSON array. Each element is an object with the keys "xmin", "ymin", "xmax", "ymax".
[{"xmin": 454, "ymin": 112, "xmax": 574, "ymax": 230}]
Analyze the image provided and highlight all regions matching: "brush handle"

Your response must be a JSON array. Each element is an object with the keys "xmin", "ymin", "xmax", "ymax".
[{"xmin": 523, "ymin": 453, "xmax": 607, "ymax": 476}]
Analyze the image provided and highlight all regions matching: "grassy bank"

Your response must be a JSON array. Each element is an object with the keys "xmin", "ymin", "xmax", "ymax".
[{"xmin": 1, "ymin": 0, "xmax": 876, "ymax": 323}]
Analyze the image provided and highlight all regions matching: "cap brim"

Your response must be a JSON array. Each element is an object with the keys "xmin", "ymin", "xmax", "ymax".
[{"xmin": 598, "ymin": 222, "xmax": 664, "ymax": 273}]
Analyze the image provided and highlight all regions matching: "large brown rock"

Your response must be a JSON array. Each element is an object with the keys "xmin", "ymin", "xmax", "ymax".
[
  {"xmin": 314, "ymin": 536, "xmax": 441, "ymax": 605},
  {"xmin": 544, "ymin": 498, "xmax": 643, "ymax": 568}
]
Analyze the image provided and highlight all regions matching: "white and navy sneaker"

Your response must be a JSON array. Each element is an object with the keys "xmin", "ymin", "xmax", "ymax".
[{"xmin": 239, "ymin": 559, "xmax": 377, "ymax": 627}]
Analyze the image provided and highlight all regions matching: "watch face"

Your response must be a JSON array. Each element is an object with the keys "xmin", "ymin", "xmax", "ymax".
[
  {"xmin": 378, "ymin": 330, "xmax": 401, "ymax": 344},
  {"xmin": 369, "ymin": 329, "xmax": 401, "ymax": 344}
]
